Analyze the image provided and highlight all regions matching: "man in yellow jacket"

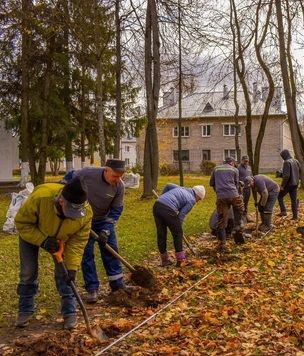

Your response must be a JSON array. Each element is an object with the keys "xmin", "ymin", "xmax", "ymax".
[{"xmin": 14, "ymin": 176, "xmax": 93, "ymax": 330}]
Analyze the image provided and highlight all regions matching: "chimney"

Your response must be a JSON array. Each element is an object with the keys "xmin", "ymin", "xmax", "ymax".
[
  {"xmin": 223, "ymin": 84, "xmax": 228, "ymax": 99},
  {"xmin": 253, "ymin": 82, "xmax": 259, "ymax": 103},
  {"xmin": 262, "ymin": 87, "xmax": 269, "ymax": 102},
  {"xmin": 272, "ymin": 87, "xmax": 282, "ymax": 111},
  {"xmin": 163, "ymin": 87, "xmax": 175, "ymax": 106}
]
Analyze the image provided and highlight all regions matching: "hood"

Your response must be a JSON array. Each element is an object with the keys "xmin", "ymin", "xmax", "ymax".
[{"xmin": 280, "ymin": 149, "xmax": 292, "ymax": 160}]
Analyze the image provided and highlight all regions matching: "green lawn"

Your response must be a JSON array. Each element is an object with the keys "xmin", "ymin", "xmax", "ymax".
[{"xmin": 0, "ymin": 174, "xmax": 301, "ymax": 328}]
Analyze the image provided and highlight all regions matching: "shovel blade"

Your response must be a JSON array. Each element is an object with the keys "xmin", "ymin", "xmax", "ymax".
[
  {"xmin": 233, "ymin": 231, "xmax": 245, "ymax": 244},
  {"xmin": 92, "ymin": 325, "xmax": 108, "ymax": 341}
]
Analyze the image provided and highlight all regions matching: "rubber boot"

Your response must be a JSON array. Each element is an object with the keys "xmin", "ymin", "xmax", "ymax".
[
  {"xmin": 234, "ymin": 211, "xmax": 244, "ymax": 232},
  {"xmin": 160, "ymin": 252, "xmax": 173, "ymax": 267},
  {"xmin": 175, "ymin": 251, "xmax": 188, "ymax": 267},
  {"xmin": 258, "ymin": 212, "xmax": 265, "ymax": 231},
  {"xmin": 259, "ymin": 212, "xmax": 272, "ymax": 232},
  {"xmin": 217, "ymin": 229, "xmax": 226, "ymax": 249}
]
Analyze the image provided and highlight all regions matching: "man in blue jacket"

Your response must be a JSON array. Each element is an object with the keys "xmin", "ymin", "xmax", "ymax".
[
  {"xmin": 153, "ymin": 183, "xmax": 205, "ymax": 267},
  {"xmin": 67, "ymin": 159, "xmax": 127, "ymax": 304},
  {"xmin": 277, "ymin": 149, "xmax": 301, "ymax": 220}
]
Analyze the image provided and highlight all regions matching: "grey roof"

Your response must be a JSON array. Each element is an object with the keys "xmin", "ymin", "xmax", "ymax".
[{"xmin": 158, "ymin": 91, "xmax": 286, "ymax": 119}]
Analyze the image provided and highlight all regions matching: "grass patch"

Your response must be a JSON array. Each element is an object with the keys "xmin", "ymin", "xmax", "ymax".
[{"xmin": 0, "ymin": 173, "xmax": 302, "ymax": 328}]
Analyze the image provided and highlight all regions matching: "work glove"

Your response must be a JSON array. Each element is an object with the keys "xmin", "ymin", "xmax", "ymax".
[
  {"xmin": 96, "ymin": 230, "xmax": 110, "ymax": 247},
  {"xmin": 239, "ymin": 181, "xmax": 245, "ymax": 188},
  {"xmin": 41, "ymin": 237, "xmax": 59, "ymax": 253},
  {"xmin": 65, "ymin": 270, "xmax": 76, "ymax": 286}
]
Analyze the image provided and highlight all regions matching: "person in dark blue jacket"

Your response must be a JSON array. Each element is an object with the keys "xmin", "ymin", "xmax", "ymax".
[
  {"xmin": 153, "ymin": 183, "xmax": 205, "ymax": 267},
  {"xmin": 62, "ymin": 159, "xmax": 127, "ymax": 304}
]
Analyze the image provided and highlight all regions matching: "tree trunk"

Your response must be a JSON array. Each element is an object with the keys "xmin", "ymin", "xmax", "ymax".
[
  {"xmin": 94, "ymin": 0, "xmax": 106, "ymax": 166},
  {"xmin": 143, "ymin": 0, "xmax": 160, "ymax": 197},
  {"xmin": 253, "ymin": 0, "xmax": 275, "ymax": 176},
  {"xmin": 19, "ymin": 0, "xmax": 31, "ymax": 187},
  {"xmin": 275, "ymin": 0, "xmax": 304, "ymax": 186},
  {"xmin": 114, "ymin": 0, "xmax": 122, "ymax": 159},
  {"xmin": 62, "ymin": 0, "xmax": 73, "ymax": 173}
]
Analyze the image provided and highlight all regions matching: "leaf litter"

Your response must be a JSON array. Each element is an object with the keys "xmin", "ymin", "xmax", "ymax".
[{"xmin": 2, "ymin": 204, "xmax": 304, "ymax": 355}]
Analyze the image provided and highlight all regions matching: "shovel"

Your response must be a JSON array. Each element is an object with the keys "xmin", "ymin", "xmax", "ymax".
[
  {"xmin": 152, "ymin": 189, "xmax": 196, "ymax": 255},
  {"xmin": 255, "ymin": 203, "xmax": 259, "ymax": 238},
  {"xmin": 90, "ymin": 229, "xmax": 155, "ymax": 289},
  {"xmin": 52, "ymin": 241, "xmax": 108, "ymax": 341}
]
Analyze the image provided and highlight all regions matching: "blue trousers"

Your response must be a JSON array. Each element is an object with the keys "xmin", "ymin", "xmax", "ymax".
[
  {"xmin": 81, "ymin": 221, "xmax": 123, "ymax": 291},
  {"xmin": 278, "ymin": 185, "xmax": 298, "ymax": 218},
  {"xmin": 17, "ymin": 237, "xmax": 76, "ymax": 317}
]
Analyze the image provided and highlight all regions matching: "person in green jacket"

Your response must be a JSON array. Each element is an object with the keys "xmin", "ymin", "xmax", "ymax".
[{"xmin": 14, "ymin": 176, "xmax": 93, "ymax": 330}]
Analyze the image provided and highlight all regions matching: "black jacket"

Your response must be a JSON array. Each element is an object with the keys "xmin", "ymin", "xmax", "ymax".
[{"xmin": 280, "ymin": 149, "xmax": 301, "ymax": 188}]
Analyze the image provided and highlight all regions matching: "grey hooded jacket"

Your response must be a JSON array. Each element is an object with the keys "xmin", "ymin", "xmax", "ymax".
[{"xmin": 280, "ymin": 149, "xmax": 301, "ymax": 188}]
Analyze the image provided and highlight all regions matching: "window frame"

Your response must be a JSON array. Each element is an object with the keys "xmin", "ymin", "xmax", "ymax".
[
  {"xmin": 224, "ymin": 149, "xmax": 237, "ymax": 161},
  {"xmin": 202, "ymin": 150, "xmax": 211, "ymax": 160},
  {"xmin": 173, "ymin": 126, "xmax": 190, "ymax": 138},
  {"xmin": 173, "ymin": 150, "xmax": 190, "ymax": 162},
  {"xmin": 201, "ymin": 124, "xmax": 211, "ymax": 137}
]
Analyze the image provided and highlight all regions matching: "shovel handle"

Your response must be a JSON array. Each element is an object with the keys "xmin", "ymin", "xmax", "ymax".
[
  {"xmin": 90, "ymin": 229, "xmax": 136, "ymax": 273},
  {"xmin": 52, "ymin": 240, "xmax": 64, "ymax": 263}
]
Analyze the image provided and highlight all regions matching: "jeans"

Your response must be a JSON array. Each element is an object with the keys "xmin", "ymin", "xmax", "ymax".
[
  {"xmin": 278, "ymin": 185, "xmax": 298, "ymax": 218},
  {"xmin": 153, "ymin": 202, "xmax": 183, "ymax": 254},
  {"xmin": 17, "ymin": 237, "xmax": 76, "ymax": 317},
  {"xmin": 81, "ymin": 220, "xmax": 123, "ymax": 291}
]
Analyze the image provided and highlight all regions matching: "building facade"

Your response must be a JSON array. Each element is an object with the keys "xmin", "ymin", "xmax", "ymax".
[{"xmin": 137, "ymin": 85, "xmax": 292, "ymax": 173}]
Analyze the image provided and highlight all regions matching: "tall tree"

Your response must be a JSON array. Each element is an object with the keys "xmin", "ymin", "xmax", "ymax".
[
  {"xmin": 143, "ymin": 0, "xmax": 160, "ymax": 196},
  {"xmin": 114, "ymin": 0, "xmax": 122, "ymax": 158},
  {"xmin": 19, "ymin": 0, "xmax": 31, "ymax": 187},
  {"xmin": 275, "ymin": 0, "xmax": 304, "ymax": 185}
]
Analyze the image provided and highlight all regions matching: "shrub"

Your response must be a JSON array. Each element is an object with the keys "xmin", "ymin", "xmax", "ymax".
[
  {"xmin": 160, "ymin": 163, "xmax": 179, "ymax": 176},
  {"xmin": 12, "ymin": 169, "xmax": 21, "ymax": 175},
  {"xmin": 131, "ymin": 163, "xmax": 143, "ymax": 175},
  {"xmin": 200, "ymin": 160, "xmax": 216, "ymax": 175}
]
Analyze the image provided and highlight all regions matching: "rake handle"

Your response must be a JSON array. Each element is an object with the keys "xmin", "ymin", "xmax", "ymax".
[{"xmin": 90, "ymin": 229, "xmax": 136, "ymax": 273}]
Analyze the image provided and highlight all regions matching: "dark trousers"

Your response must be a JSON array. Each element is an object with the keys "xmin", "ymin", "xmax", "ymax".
[
  {"xmin": 216, "ymin": 195, "xmax": 244, "ymax": 231},
  {"xmin": 153, "ymin": 202, "xmax": 183, "ymax": 254},
  {"xmin": 278, "ymin": 185, "xmax": 298, "ymax": 218}
]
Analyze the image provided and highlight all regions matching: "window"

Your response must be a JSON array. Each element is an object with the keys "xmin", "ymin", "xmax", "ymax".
[
  {"xmin": 173, "ymin": 126, "xmax": 189, "ymax": 137},
  {"xmin": 202, "ymin": 125, "xmax": 211, "ymax": 137},
  {"xmin": 173, "ymin": 150, "xmax": 189, "ymax": 161},
  {"xmin": 125, "ymin": 158, "xmax": 130, "ymax": 165},
  {"xmin": 202, "ymin": 150, "xmax": 211, "ymax": 160},
  {"xmin": 224, "ymin": 149, "xmax": 237, "ymax": 160},
  {"xmin": 124, "ymin": 146, "xmax": 130, "ymax": 152},
  {"xmin": 223, "ymin": 124, "xmax": 235, "ymax": 136},
  {"xmin": 223, "ymin": 124, "xmax": 241, "ymax": 136}
]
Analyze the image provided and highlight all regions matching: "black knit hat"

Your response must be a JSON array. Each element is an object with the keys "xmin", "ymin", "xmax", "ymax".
[
  {"xmin": 61, "ymin": 176, "xmax": 88, "ymax": 219},
  {"xmin": 106, "ymin": 159, "xmax": 126, "ymax": 172}
]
